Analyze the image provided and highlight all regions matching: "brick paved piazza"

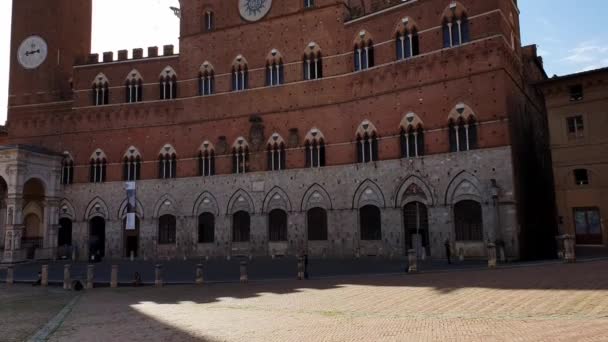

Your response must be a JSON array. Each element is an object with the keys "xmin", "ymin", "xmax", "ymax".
[{"xmin": 2, "ymin": 260, "xmax": 608, "ymax": 342}]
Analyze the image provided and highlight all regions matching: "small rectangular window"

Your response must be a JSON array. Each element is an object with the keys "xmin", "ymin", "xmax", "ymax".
[
  {"xmin": 574, "ymin": 169, "xmax": 589, "ymax": 186},
  {"xmin": 569, "ymin": 84, "xmax": 583, "ymax": 101},
  {"xmin": 566, "ymin": 115, "xmax": 584, "ymax": 138},
  {"xmin": 304, "ymin": 0, "xmax": 314, "ymax": 8}
]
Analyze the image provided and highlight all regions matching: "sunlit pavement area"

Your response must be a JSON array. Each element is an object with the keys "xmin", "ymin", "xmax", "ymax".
[{"xmin": 1, "ymin": 260, "xmax": 608, "ymax": 342}]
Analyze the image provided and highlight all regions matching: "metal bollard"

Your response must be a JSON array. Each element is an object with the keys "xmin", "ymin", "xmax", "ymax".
[
  {"xmin": 41, "ymin": 265, "xmax": 49, "ymax": 287},
  {"xmin": 196, "ymin": 264, "xmax": 204, "ymax": 285},
  {"xmin": 6, "ymin": 265, "xmax": 14, "ymax": 286},
  {"xmin": 111, "ymin": 265, "xmax": 118, "ymax": 288},
  {"xmin": 155, "ymin": 264, "xmax": 163, "ymax": 287},
  {"xmin": 63, "ymin": 265, "xmax": 71, "ymax": 290},
  {"xmin": 408, "ymin": 249, "xmax": 418, "ymax": 273},
  {"xmin": 487, "ymin": 243, "xmax": 497, "ymax": 268},
  {"xmin": 564, "ymin": 235, "xmax": 576, "ymax": 263},
  {"xmin": 297, "ymin": 256, "xmax": 304, "ymax": 280},
  {"xmin": 240, "ymin": 261, "xmax": 248, "ymax": 283},
  {"xmin": 86, "ymin": 264, "xmax": 95, "ymax": 289}
]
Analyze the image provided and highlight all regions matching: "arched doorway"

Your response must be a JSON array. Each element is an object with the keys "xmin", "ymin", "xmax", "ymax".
[
  {"xmin": 23, "ymin": 214, "xmax": 42, "ymax": 259},
  {"xmin": 22, "ymin": 178, "xmax": 46, "ymax": 259},
  {"xmin": 403, "ymin": 202, "xmax": 430, "ymax": 256},
  {"xmin": 123, "ymin": 216, "xmax": 140, "ymax": 258},
  {"xmin": 232, "ymin": 211, "xmax": 250, "ymax": 242},
  {"xmin": 360, "ymin": 205, "xmax": 382, "ymax": 240},
  {"xmin": 198, "ymin": 213, "xmax": 215, "ymax": 243},
  {"xmin": 307, "ymin": 207, "xmax": 328, "ymax": 241},
  {"xmin": 454, "ymin": 200, "xmax": 483, "ymax": 241},
  {"xmin": 58, "ymin": 218, "xmax": 73, "ymax": 247},
  {"xmin": 268, "ymin": 209, "xmax": 287, "ymax": 242},
  {"xmin": 89, "ymin": 216, "xmax": 106, "ymax": 261}
]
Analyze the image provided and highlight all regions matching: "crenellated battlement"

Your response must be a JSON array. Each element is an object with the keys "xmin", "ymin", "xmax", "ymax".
[{"xmin": 84, "ymin": 45, "xmax": 177, "ymax": 65}]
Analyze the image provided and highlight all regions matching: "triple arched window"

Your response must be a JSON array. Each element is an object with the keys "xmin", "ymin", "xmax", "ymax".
[
  {"xmin": 61, "ymin": 156, "xmax": 74, "ymax": 185},
  {"xmin": 267, "ymin": 134, "xmax": 286, "ymax": 171},
  {"xmin": 198, "ymin": 141, "xmax": 215, "ymax": 177},
  {"xmin": 89, "ymin": 149, "xmax": 107, "ymax": 183},
  {"xmin": 199, "ymin": 62, "xmax": 215, "ymax": 96},
  {"xmin": 356, "ymin": 121, "xmax": 379, "ymax": 163},
  {"xmin": 305, "ymin": 128, "xmax": 326, "ymax": 168},
  {"xmin": 266, "ymin": 50, "xmax": 284, "ymax": 86},
  {"xmin": 396, "ymin": 20, "xmax": 420, "ymax": 60},
  {"xmin": 448, "ymin": 104, "xmax": 478, "ymax": 152},
  {"xmin": 443, "ymin": 8, "xmax": 470, "ymax": 48},
  {"xmin": 303, "ymin": 43, "xmax": 323, "ymax": 80},
  {"xmin": 400, "ymin": 113, "xmax": 425, "ymax": 158},
  {"xmin": 158, "ymin": 145, "xmax": 177, "ymax": 179},
  {"xmin": 232, "ymin": 138, "xmax": 249, "ymax": 174},
  {"xmin": 159, "ymin": 67, "xmax": 177, "ymax": 100},
  {"xmin": 123, "ymin": 148, "xmax": 142, "ymax": 181},
  {"xmin": 232, "ymin": 56, "xmax": 249, "ymax": 91},
  {"xmin": 125, "ymin": 70, "xmax": 143, "ymax": 103},
  {"xmin": 92, "ymin": 73, "xmax": 109, "ymax": 106},
  {"xmin": 354, "ymin": 32, "xmax": 375, "ymax": 71}
]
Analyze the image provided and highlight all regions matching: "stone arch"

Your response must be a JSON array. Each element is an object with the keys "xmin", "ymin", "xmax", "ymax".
[
  {"xmin": 23, "ymin": 201, "xmax": 43, "ymax": 221},
  {"xmin": 125, "ymin": 69, "xmax": 143, "ymax": 82},
  {"xmin": 59, "ymin": 199, "xmax": 77, "ymax": 220},
  {"xmin": 355, "ymin": 120, "xmax": 377, "ymax": 138},
  {"xmin": 192, "ymin": 191, "xmax": 220, "ymax": 216},
  {"xmin": 153, "ymin": 194, "xmax": 180, "ymax": 218},
  {"xmin": 22, "ymin": 176, "xmax": 47, "ymax": 197},
  {"xmin": 200, "ymin": 61, "xmax": 215, "ymax": 74},
  {"xmin": 352, "ymin": 179, "xmax": 386, "ymax": 209},
  {"xmin": 92, "ymin": 72, "xmax": 109, "ymax": 86},
  {"xmin": 266, "ymin": 48, "xmax": 284, "ymax": 65},
  {"xmin": 232, "ymin": 55, "xmax": 249, "ymax": 70},
  {"xmin": 263, "ymin": 186, "xmax": 292, "ymax": 213},
  {"xmin": 352, "ymin": 29, "xmax": 374, "ymax": 48},
  {"xmin": 444, "ymin": 171, "xmax": 484, "ymax": 205},
  {"xmin": 393, "ymin": 16, "xmax": 419, "ymax": 37},
  {"xmin": 303, "ymin": 42, "xmax": 322, "ymax": 59},
  {"xmin": 159, "ymin": 65, "xmax": 177, "ymax": 79},
  {"xmin": 441, "ymin": 1, "xmax": 469, "ymax": 23},
  {"xmin": 84, "ymin": 196, "xmax": 110, "ymax": 220},
  {"xmin": 447, "ymin": 102, "xmax": 476, "ymax": 123},
  {"xmin": 400, "ymin": 112, "xmax": 424, "ymax": 131},
  {"xmin": 395, "ymin": 175, "xmax": 435, "ymax": 207},
  {"xmin": 117, "ymin": 198, "xmax": 145, "ymax": 219},
  {"xmin": 301, "ymin": 183, "xmax": 333, "ymax": 211},
  {"xmin": 227, "ymin": 189, "xmax": 255, "ymax": 215}
]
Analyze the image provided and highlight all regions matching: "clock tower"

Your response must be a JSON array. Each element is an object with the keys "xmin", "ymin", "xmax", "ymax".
[{"xmin": 8, "ymin": 0, "xmax": 92, "ymax": 107}]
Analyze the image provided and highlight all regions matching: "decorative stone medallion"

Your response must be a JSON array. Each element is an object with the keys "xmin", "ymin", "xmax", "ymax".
[{"xmin": 239, "ymin": 0, "xmax": 272, "ymax": 22}]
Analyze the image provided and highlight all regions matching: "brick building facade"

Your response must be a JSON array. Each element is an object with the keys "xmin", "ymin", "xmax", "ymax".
[{"xmin": 1, "ymin": 0, "xmax": 558, "ymax": 263}]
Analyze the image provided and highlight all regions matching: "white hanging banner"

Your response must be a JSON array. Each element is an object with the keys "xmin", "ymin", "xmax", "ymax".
[{"xmin": 125, "ymin": 182, "xmax": 137, "ymax": 230}]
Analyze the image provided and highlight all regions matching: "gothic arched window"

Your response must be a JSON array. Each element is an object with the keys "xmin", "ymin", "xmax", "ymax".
[
  {"xmin": 61, "ymin": 155, "xmax": 74, "ymax": 185},
  {"xmin": 198, "ymin": 141, "xmax": 215, "ymax": 177},
  {"xmin": 199, "ymin": 62, "xmax": 215, "ymax": 96},
  {"xmin": 356, "ymin": 120, "xmax": 379, "ymax": 163},
  {"xmin": 448, "ymin": 104, "xmax": 478, "ymax": 153},
  {"xmin": 232, "ymin": 138, "xmax": 249, "ymax": 174},
  {"xmin": 92, "ymin": 73, "xmax": 109, "ymax": 106},
  {"xmin": 159, "ymin": 66, "xmax": 177, "ymax": 100},
  {"xmin": 267, "ymin": 134, "xmax": 286, "ymax": 171},
  {"xmin": 354, "ymin": 32, "xmax": 374, "ymax": 71},
  {"xmin": 305, "ymin": 128, "xmax": 326, "ymax": 168},
  {"xmin": 158, "ymin": 144, "xmax": 177, "ymax": 179},
  {"xmin": 123, "ymin": 147, "xmax": 142, "ymax": 181},
  {"xmin": 232, "ymin": 56, "xmax": 249, "ymax": 91},
  {"xmin": 266, "ymin": 49, "xmax": 284, "ymax": 86},
  {"xmin": 125, "ymin": 70, "xmax": 143, "ymax": 103},
  {"xmin": 303, "ymin": 43, "xmax": 323, "ymax": 80},
  {"xmin": 442, "ymin": 5, "xmax": 470, "ymax": 48},
  {"xmin": 396, "ymin": 19, "xmax": 420, "ymax": 60},
  {"xmin": 89, "ymin": 149, "xmax": 107, "ymax": 183}
]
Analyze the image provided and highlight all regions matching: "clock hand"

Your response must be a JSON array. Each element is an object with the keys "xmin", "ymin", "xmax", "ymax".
[{"xmin": 26, "ymin": 49, "xmax": 41, "ymax": 56}]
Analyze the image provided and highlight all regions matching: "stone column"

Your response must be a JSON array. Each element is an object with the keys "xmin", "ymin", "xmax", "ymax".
[
  {"xmin": 240, "ymin": 260, "xmax": 248, "ymax": 283},
  {"xmin": 297, "ymin": 256, "xmax": 304, "ymax": 280},
  {"xmin": 564, "ymin": 235, "xmax": 576, "ymax": 263},
  {"xmin": 196, "ymin": 264, "xmax": 204, "ymax": 284},
  {"xmin": 3, "ymin": 197, "xmax": 25, "ymax": 263},
  {"xmin": 63, "ymin": 264, "xmax": 71, "ymax": 290},
  {"xmin": 408, "ymin": 249, "xmax": 417, "ymax": 273},
  {"xmin": 110, "ymin": 265, "xmax": 118, "ymax": 288},
  {"xmin": 86, "ymin": 264, "xmax": 94, "ymax": 289},
  {"xmin": 41, "ymin": 265, "xmax": 49, "ymax": 287},
  {"xmin": 487, "ymin": 243, "xmax": 497, "ymax": 268},
  {"xmin": 6, "ymin": 265, "xmax": 14, "ymax": 286},
  {"xmin": 155, "ymin": 264, "xmax": 163, "ymax": 287}
]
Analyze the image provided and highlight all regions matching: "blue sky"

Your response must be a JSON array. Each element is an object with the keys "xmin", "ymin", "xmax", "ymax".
[{"xmin": 0, "ymin": 0, "xmax": 606, "ymax": 123}]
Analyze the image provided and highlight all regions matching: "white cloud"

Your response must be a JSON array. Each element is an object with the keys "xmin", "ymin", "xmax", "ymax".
[{"xmin": 562, "ymin": 41, "xmax": 608, "ymax": 69}]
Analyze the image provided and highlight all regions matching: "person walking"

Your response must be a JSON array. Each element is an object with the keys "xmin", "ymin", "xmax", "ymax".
[{"xmin": 444, "ymin": 240, "xmax": 452, "ymax": 264}]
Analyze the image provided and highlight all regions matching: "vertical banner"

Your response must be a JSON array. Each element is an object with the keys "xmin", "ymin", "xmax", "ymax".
[{"xmin": 125, "ymin": 182, "xmax": 137, "ymax": 230}]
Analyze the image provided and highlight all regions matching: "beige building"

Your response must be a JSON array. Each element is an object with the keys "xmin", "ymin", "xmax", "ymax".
[{"xmin": 540, "ymin": 67, "xmax": 608, "ymax": 247}]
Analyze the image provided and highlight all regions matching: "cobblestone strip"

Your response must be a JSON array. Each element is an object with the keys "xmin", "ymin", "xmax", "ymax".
[{"xmin": 27, "ymin": 294, "xmax": 82, "ymax": 342}]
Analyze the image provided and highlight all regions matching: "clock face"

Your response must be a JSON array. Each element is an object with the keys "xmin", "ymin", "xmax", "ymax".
[
  {"xmin": 17, "ymin": 36, "xmax": 48, "ymax": 70},
  {"xmin": 239, "ymin": 0, "xmax": 272, "ymax": 22}
]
